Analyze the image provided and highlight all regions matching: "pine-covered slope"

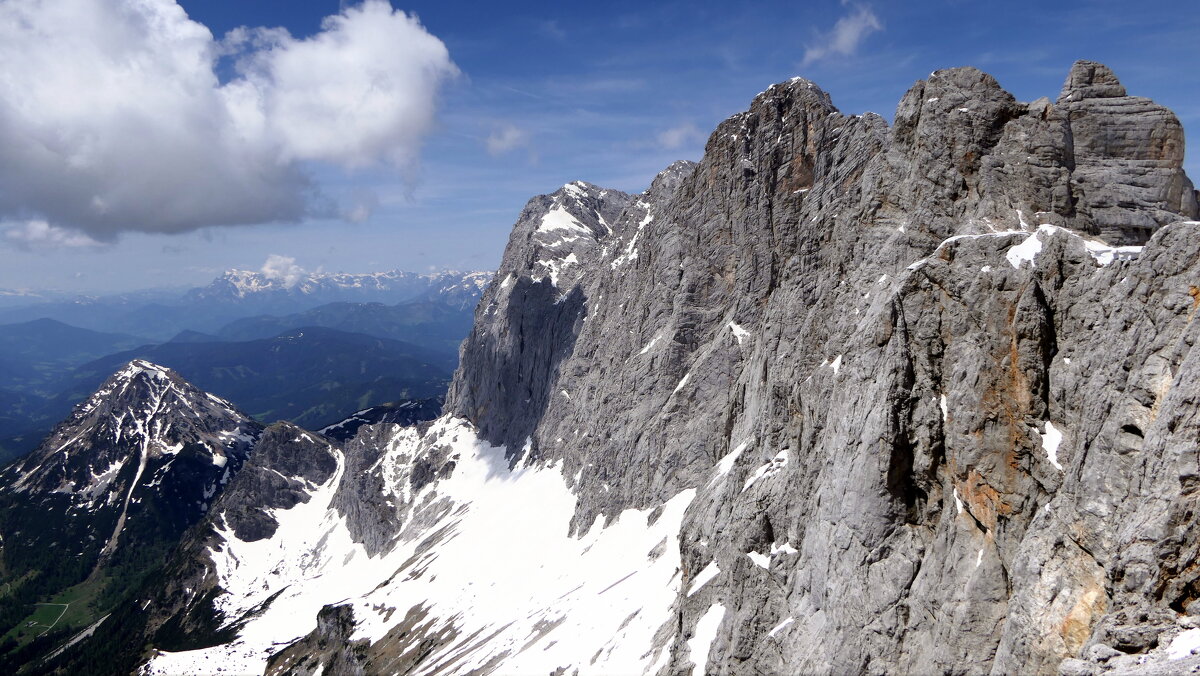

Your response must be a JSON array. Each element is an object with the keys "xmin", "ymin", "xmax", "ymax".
[{"xmin": 51, "ymin": 60, "xmax": 1200, "ymax": 675}]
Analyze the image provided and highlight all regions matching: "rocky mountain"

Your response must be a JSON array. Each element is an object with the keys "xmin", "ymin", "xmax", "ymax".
[
  {"xmin": 0, "ymin": 361, "xmax": 261, "ymax": 669},
  {"xmin": 34, "ymin": 60, "xmax": 1200, "ymax": 675}
]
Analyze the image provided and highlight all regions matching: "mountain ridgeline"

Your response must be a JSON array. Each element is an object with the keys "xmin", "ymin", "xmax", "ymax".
[
  {"xmin": 11, "ymin": 60, "xmax": 1200, "ymax": 675},
  {"xmin": 0, "ymin": 269, "xmax": 491, "ymax": 341}
]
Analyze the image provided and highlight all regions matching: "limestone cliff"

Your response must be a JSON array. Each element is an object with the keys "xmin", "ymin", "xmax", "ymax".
[{"xmin": 446, "ymin": 59, "xmax": 1200, "ymax": 674}]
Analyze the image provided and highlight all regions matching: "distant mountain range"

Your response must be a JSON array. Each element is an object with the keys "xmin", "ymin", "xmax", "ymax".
[
  {"xmin": 0, "ymin": 319, "xmax": 152, "ymax": 396},
  {"xmin": 0, "ymin": 269, "xmax": 491, "ymax": 340},
  {"xmin": 215, "ymin": 299, "xmax": 476, "ymax": 353},
  {"xmin": 0, "ymin": 269, "xmax": 490, "ymax": 462},
  {"xmin": 61, "ymin": 327, "xmax": 452, "ymax": 429},
  {"xmin": 0, "ymin": 325, "xmax": 453, "ymax": 462}
]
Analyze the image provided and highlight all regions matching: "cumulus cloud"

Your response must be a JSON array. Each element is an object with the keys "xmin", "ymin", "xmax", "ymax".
[
  {"xmin": 2, "ymin": 220, "xmax": 105, "ymax": 251},
  {"xmin": 260, "ymin": 254, "xmax": 306, "ymax": 287},
  {"xmin": 0, "ymin": 0, "xmax": 457, "ymax": 239},
  {"xmin": 657, "ymin": 122, "xmax": 703, "ymax": 150},
  {"xmin": 801, "ymin": 4, "xmax": 883, "ymax": 67},
  {"xmin": 486, "ymin": 124, "xmax": 531, "ymax": 156},
  {"xmin": 341, "ymin": 189, "xmax": 380, "ymax": 224}
]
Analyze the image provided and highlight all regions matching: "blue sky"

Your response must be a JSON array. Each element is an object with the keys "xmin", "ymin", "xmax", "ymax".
[{"xmin": 1, "ymin": 0, "xmax": 1197, "ymax": 293}]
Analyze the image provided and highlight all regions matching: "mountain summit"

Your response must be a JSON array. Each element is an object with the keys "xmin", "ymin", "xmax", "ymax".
[
  {"xmin": 0, "ymin": 360, "xmax": 261, "ymax": 663},
  {"xmin": 33, "ymin": 61, "xmax": 1200, "ymax": 675}
]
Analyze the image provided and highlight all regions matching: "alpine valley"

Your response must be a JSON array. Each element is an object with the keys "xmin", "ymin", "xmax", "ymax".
[{"xmin": 4, "ymin": 60, "xmax": 1200, "ymax": 675}]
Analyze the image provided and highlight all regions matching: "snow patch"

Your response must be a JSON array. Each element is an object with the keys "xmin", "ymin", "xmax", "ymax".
[
  {"xmin": 1082, "ymin": 239, "xmax": 1143, "ymax": 266},
  {"xmin": 537, "ymin": 206, "xmax": 591, "ymax": 235},
  {"xmin": 1041, "ymin": 421, "xmax": 1064, "ymax": 471},
  {"xmin": 770, "ymin": 541, "xmax": 798, "ymax": 556},
  {"xmin": 728, "ymin": 321, "xmax": 751, "ymax": 345},
  {"xmin": 1006, "ymin": 230, "xmax": 1044, "ymax": 268},
  {"xmin": 688, "ymin": 603, "xmax": 726, "ymax": 676},
  {"xmin": 743, "ymin": 450, "xmax": 789, "ymax": 492},
  {"xmin": 710, "ymin": 441, "xmax": 748, "ymax": 484},
  {"xmin": 688, "ymin": 561, "xmax": 721, "ymax": 596},
  {"xmin": 146, "ymin": 418, "xmax": 697, "ymax": 676},
  {"xmin": 1168, "ymin": 628, "xmax": 1200, "ymax": 659},
  {"xmin": 673, "ymin": 372, "xmax": 691, "ymax": 395},
  {"xmin": 746, "ymin": 551, "xmax": 770, "ymax": 569},
  {"xmin": 767, "ymin": 616, "xmax": 794, "ymax": 638},
  {"xmin": 534, "ymin": 252, "xmax": 580, "ymax": 287},
  {"xmin": 638, "ymin": 333, "xmax": 663, "ymax": 355}
]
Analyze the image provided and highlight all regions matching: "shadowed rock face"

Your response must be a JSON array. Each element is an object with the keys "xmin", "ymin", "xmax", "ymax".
[{"xmin": 442, "ymin": 61, "xmax": 1200, "ymax": 673}]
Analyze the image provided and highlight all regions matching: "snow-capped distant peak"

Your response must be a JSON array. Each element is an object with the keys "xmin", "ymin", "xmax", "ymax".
[{"xmin": 187, "ymin": 268, "xmax": 494, "ymax": 305}]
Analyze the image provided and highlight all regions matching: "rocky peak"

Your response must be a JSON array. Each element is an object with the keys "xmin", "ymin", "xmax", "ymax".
[
  {"xmin": 491, "ymin": 180, "xmax": 633, "ymax": 288},
  {"xmin": 5, "ymin": 359, "xmax": 260, "ymax": 499},
  {"xmin": 439, "ymin": 60, "xmax": 1200, "ymax": 673},
  {"xmin": 0, "ymin": 361, "xmax": 264, "ymax": 660},
  {"xmin": 1058, "ymin": 59, "xmax": 1128, "ymax": 102},
  {"xmin": 644, "ymin": 160, "xmax": 697, "ymax": 205},
  {"xmin": 209, "ymin": 421, "xmax": 338, "ymax": 543}
]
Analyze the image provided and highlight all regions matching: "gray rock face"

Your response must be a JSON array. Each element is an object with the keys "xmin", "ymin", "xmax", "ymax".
[
  {"xmin": 214, "ymin": 422, "xmax": 339, "ymax": 542},
  {"xmin": 1054, "ymin": 61, "xmax": 1198, "ymax": 244},
  {"xmin": 440, "ymin": 60, "xmax": 1200, "ymax": 674}
]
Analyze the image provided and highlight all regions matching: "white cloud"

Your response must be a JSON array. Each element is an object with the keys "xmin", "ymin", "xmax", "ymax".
[
  {"xmin": 341, "ymin": 189, "xmax": 379, "ymax": 224},
  {"xmin": 260, "ymin": 254, "xmax": 306, "ymax": 287},
  {"xmin": 2, "ymin": 220, "xmax": 105, "ymax": 251},
  {"xmin": 486, "ymin": 124, "xmax": 531, "ymax": 156},
  {"xmin": 0, "ymin": 0, "xmax": 457, "ymax": 238},
  {"xmin": 801, "ymin": 4, "xmax": 883, "ymax": 67},
  {"xmin": 656, "ymin": 122, "xmax": 703, "ymax": 150}
]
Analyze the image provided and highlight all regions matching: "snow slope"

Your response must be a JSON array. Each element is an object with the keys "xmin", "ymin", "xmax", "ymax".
[{"xmin": 144, "ymin": 417, "xmax": 696, "ymax": 675}]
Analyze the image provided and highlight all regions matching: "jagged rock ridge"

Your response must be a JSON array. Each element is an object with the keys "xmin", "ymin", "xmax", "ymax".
[{"xmin": 45, "ymin": 60, "xmax": 1200, "ymax": 675}]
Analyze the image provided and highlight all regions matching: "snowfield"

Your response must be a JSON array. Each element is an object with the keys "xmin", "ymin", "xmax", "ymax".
[{"xmin": 144, "ymin": 417, "xmax": 696, "ymax": 675}]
